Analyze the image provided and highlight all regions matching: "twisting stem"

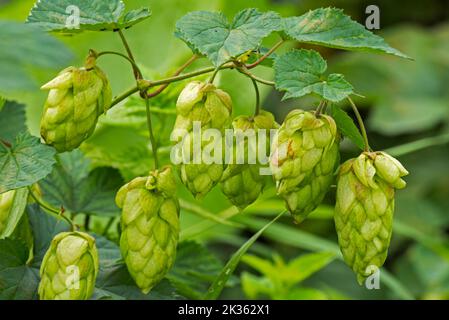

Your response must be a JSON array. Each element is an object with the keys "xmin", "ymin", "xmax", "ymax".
[
  {"xmin": 315, "ymin": 100, "xmax": 326, "ymax": 116},
  {"xmin": 110, "ymin": 86, "xmax": 140, "ymax": 108},
  {"xmin": 246, "ymin": 40, "xmax": 285, "ymax": 69},
  {"xmin": 145, "ymin": 98, "xmax": 159, "ymax": 169},
  {"xmin": 237, "ymin": 67, "xmax": 275, "ymax": 86},
  {"xmin": 117, "ymin": 29, "xmax": 142, "ymax": 79},
  {"xmin": 27, "ymin": 186, "xmax": 76, "ymax": 230},
  {"xmin": 209, "ymin": 60, "xmax": 232, "ymax": 84},
  {"xmin": 347, "ymin": 96, "xmax": 370, "ymax": 152},
  {"xmin": 251, "ymin": 78, "xmax": 260, "ymax": 116},
  {"xmin": 146, "ymin": 54, "xmax": 199, "ymax": 98},
  {"xmin": 96, "ymin": 51, "xmax": 142, "ymax": 77}
]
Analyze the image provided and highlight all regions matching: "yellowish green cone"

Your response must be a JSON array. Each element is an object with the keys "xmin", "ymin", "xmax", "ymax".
[
  {"xmin": 38, "ymin": 231, "xmax": 99, "ymax": 300},
  {"xmin": 116, "ymin": 166, "xmax": 180, "ymax": 294},
  {"xmin": 334, "ymin": 151, "xmax": 408, "ymax": 283},
  {"xmin": 270, "ymin": 109, "xmax": 340, "ymax": 222}
]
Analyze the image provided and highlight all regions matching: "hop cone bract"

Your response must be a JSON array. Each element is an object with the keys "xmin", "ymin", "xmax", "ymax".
[
  {"xmin": 270, "ymin": 109, "xmax": 340, "ymax": 222},
  {"xmin": 334, "ymin": 151, "xmax": 408, "ymax": 283},
  {"xmin": 38, "ymin": 231, "xmax": 99, "ymax": 300},
  {"xmin": 116, "ymin": 166, "xmax": 180, "ymax": 294},
  {"xmin": 40, "ymin": 63, "xmax": 112, "ymax": 152},
  {"xmin": 220, "ymin": 111, "xmax": 278, "ymax": 209},
  {"xmin": 173, "ymin": 81, "xmax": 232, "ymax": 198},
  {"xmin": 0, "ymin": 190, "xmax": 15, "ymax": 235}
]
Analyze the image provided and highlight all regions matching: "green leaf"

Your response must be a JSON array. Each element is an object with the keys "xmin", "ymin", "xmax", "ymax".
[
  {"xmin": 241, "ymin": 272, "xmax": 273, "ymax": 299},
  {"xmin": 39, "ymin": 150, "xmax": 124, "ymax": 217},
  {"xmin": 167, "ymin": 241, "xmax": 225, "ymax": 299},
  {"xmin": 0, "ymin": 132, "xmax": 56, "ymax": 193},
  {"xmin": 0, "ymin": 188, "xmax": 29, "ymax": 239},
  {"xmin": 274, "ymin": 49, "xmax": 354, "ymax": 102},
  {"xmin": 330, "ymin": 104, "xmax": 365, "ymax": 150},
  {"xmin": 0, "ymin": 239, "xmax": 39, "ymax": 300},
  {"xmin": 204, "ymin": 211, "xmax": 285, "ymax": 300},
  {"xmin": 0, "ymin": 101, "xmax": 26, "ymax": 142},
  {"xmin": 282, "ymin": 8, "xmax": 410, "ymax": 59},
  {"xmin": 175, "ymin": 8, "xmax": 281, "ymax": 66},
  {"xmin": 27, "ymin": 0, "xmax": 151, "ymax": 32},
  {"xmin": 286, "ymin": 252, "xmax": 336, "ymax": 284},
  {"xmin": 0, "ymin": 21, "xmax": 73, "ymax": 93}
]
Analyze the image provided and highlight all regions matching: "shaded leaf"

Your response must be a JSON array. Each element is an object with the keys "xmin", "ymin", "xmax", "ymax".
[
  {"xmin": 0, "ymin": 101, "xmax": 27, "ymax": 142},
  {"xmin": 330, "ymin": 104, "xmax": 365, "ymax": 150},
  {"xmin": 39, "ymin": 150, "xmax": 123, "ymax": 217},
  {"xmin": 0, "ymin": 21, "xmax": 72, "ymax": 93},
  {"xmin": 167, "ymin": 241, "xmax": 224, "ymax": 299}
]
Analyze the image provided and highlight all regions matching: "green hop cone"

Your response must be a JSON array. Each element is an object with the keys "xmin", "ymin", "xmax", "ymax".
[
  {"xmin": 38, "ymin": 231, "xmax": 99, "ymax": 300},
  {"xmin": 334, "ymin": 151, "xmax": 408, "ymax": 284},
  {"xmin": 172, "ymin": 81, "xmax": 233, "ymax": 199},
  {"xmin": 270, "ymin": 109, "xmax": 340, "ymax": 222},
  {"xmin": 0, "ymin": 190, "xmax": 16, "ymax": 235},
  {"xmin": 116, "ymin": 166, "xmax": 180, "ymax": 294},
  {"xmin": 220, "ymin": 111, "xmax": 279, "ymax": 209},
  {"xmin": 40, "ymin": 58, "xmax": 112, "ymax": 152}
]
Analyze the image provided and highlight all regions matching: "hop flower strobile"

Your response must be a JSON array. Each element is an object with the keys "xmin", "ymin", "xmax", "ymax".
[
  {"xmin": 270, "ymin": 109, "xmax": 340, "ymax": 223},
  {"xmin": 40, "ymin": 61, "xmax": 112, "ymax": 152},
  {"xmin": 116, "ymin": 166, "xmax": 180, "ymax": 294},
  {"xmin": 38, "ymin": 231, "xmax": 99, "ymax": 300},
  {"xmin": 220, "ymin": 111, "xmax": 279, "ymax": 209},
  {"xmin": 173, "ymin": 81, "xmax": 233, "ymax": 199},
  {"xmin": 334, "ymin": 151, "xmax": 408, "ymax": 284}
]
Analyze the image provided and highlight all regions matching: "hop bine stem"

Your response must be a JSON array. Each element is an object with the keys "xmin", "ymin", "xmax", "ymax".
[
  {"xmin": 144, "ymin": 98, "xmax": 160, "ymax": 169},
  {"xmin": 117, "ymin": 29, "xmax": 142, "ymax": 79},
  {"xmin": 27, "ymin": 186, "xmax": 76, "ymax": 230},
  {"xmin": 251, "ymin": 78, "xmax": 260, "ymax": 116},
  {"xmin": 347, "ymin": 96, "xmax": 370, "ymax": 152}
]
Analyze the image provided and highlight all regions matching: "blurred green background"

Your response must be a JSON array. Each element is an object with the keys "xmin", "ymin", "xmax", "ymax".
[{"xmin": 1, "ymin": 0, "xmax": 449, "ymax": 300}]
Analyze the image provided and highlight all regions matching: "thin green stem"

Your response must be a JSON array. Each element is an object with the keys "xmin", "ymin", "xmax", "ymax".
[
  {"xmin": 385, "ymin": 132, "xmax": 449, "ymax": 157},
  {"xmin": 237, "ymin": 67, "xmax": 275, "ymax": 86},
  {"xmin": 110, "ymin": 86, "xmax": 140, "ymax": 108},
  {"xmin": 315, "ymin": 100, "xmax": 326, "ymax": 116},
  {"xmin": 251, "ymin": 78, "xmax": 260, "ymax": 116},
  {"xmin": 246, "ymin": 40, "xmax": 285, "ymax": 69},
  {"xmin": 347, "ymin": 97, "xmax": 370, "ymax": 152},
  {"xmin": 146, "ymin": 54, "xmax": 199, "ymax": 98},
  {"xmin": 27, "ymin": 186, "xmax": 76, "ymax": 230},
  {"xmin": 117, "ymin": 29, "xmax": 142, "ymax": 79},
  {"xmin": 96, "ymin": 51, "xmax": 142, "ymax": 77},
  {"xmin": 110, "ymin": 64, "xmax": 235, "ymax": 108},
  {"xmin": 145, "ymin": 98, "xmax": 159, "ymax": 169},
  {"xmin": 208, "ymin": 60, "xmax": 232, "ymax": 84},
  {"xmin": 102, "ymin": 217, "xmax": 115, "ymax": 236}
]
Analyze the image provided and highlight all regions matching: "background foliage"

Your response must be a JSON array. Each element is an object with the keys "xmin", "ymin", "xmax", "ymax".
[{"xmin": 0, "ymin": 0, "xmax": 449, "ymax": 300}]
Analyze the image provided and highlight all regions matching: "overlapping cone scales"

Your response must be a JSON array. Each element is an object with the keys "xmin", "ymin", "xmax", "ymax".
[
  {"xmin": 334, "ymin": 152, "xmax": 408, "ymax": 283},
  {"xmin": 40, "ymin": 65, "xmax": 112, "ymax": 152},
  {"xmin": 116, "ymin": 166, "xmax": 180, "ymax": 294},
  {"xmin": 270, "ymin": 109, "xmax": 340, "ymax": 222},
  {"xmin": 0, "ymin": 190, "xmax": 15, "ymax": 234},
  {"xmin": 174, "ymin": 81, "xmax": 232, "ymax": 198},
  {"xmin": 38, "ymin": 231, "xmax": 99, "ymax": 300},
  {"xmin": 220, "ymin": 111, "xmax": 279, "ymax": 209}
]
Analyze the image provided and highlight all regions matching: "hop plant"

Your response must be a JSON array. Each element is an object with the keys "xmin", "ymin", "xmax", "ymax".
[
  {"xmin": 40, "ymin": 57, "xmax": 112, "ymax": 153},
  {"xmin": 270, "ymin": 109, "xmax": 340, "ymax": 222},
  {"xmin": 0, "ymin": 190, "xmax": 16, "ymax": 235},
  {"xmin": 334, "ymin": 151, "xmax": 408, "ymax": 283},
  {"xmin": 173, "ymin": 81, "xmax": 232, "ymax": 198},
  {"xmin": 38, "ymin": 231, "xmax": 99, "ymax": 300},
  {"xmin": 116, "ymin": 166, "xmax": 180, "ymax": 294},
  {"xmin": 220, "ymin": 111, "xmax": 279, "ymax": 209}
]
